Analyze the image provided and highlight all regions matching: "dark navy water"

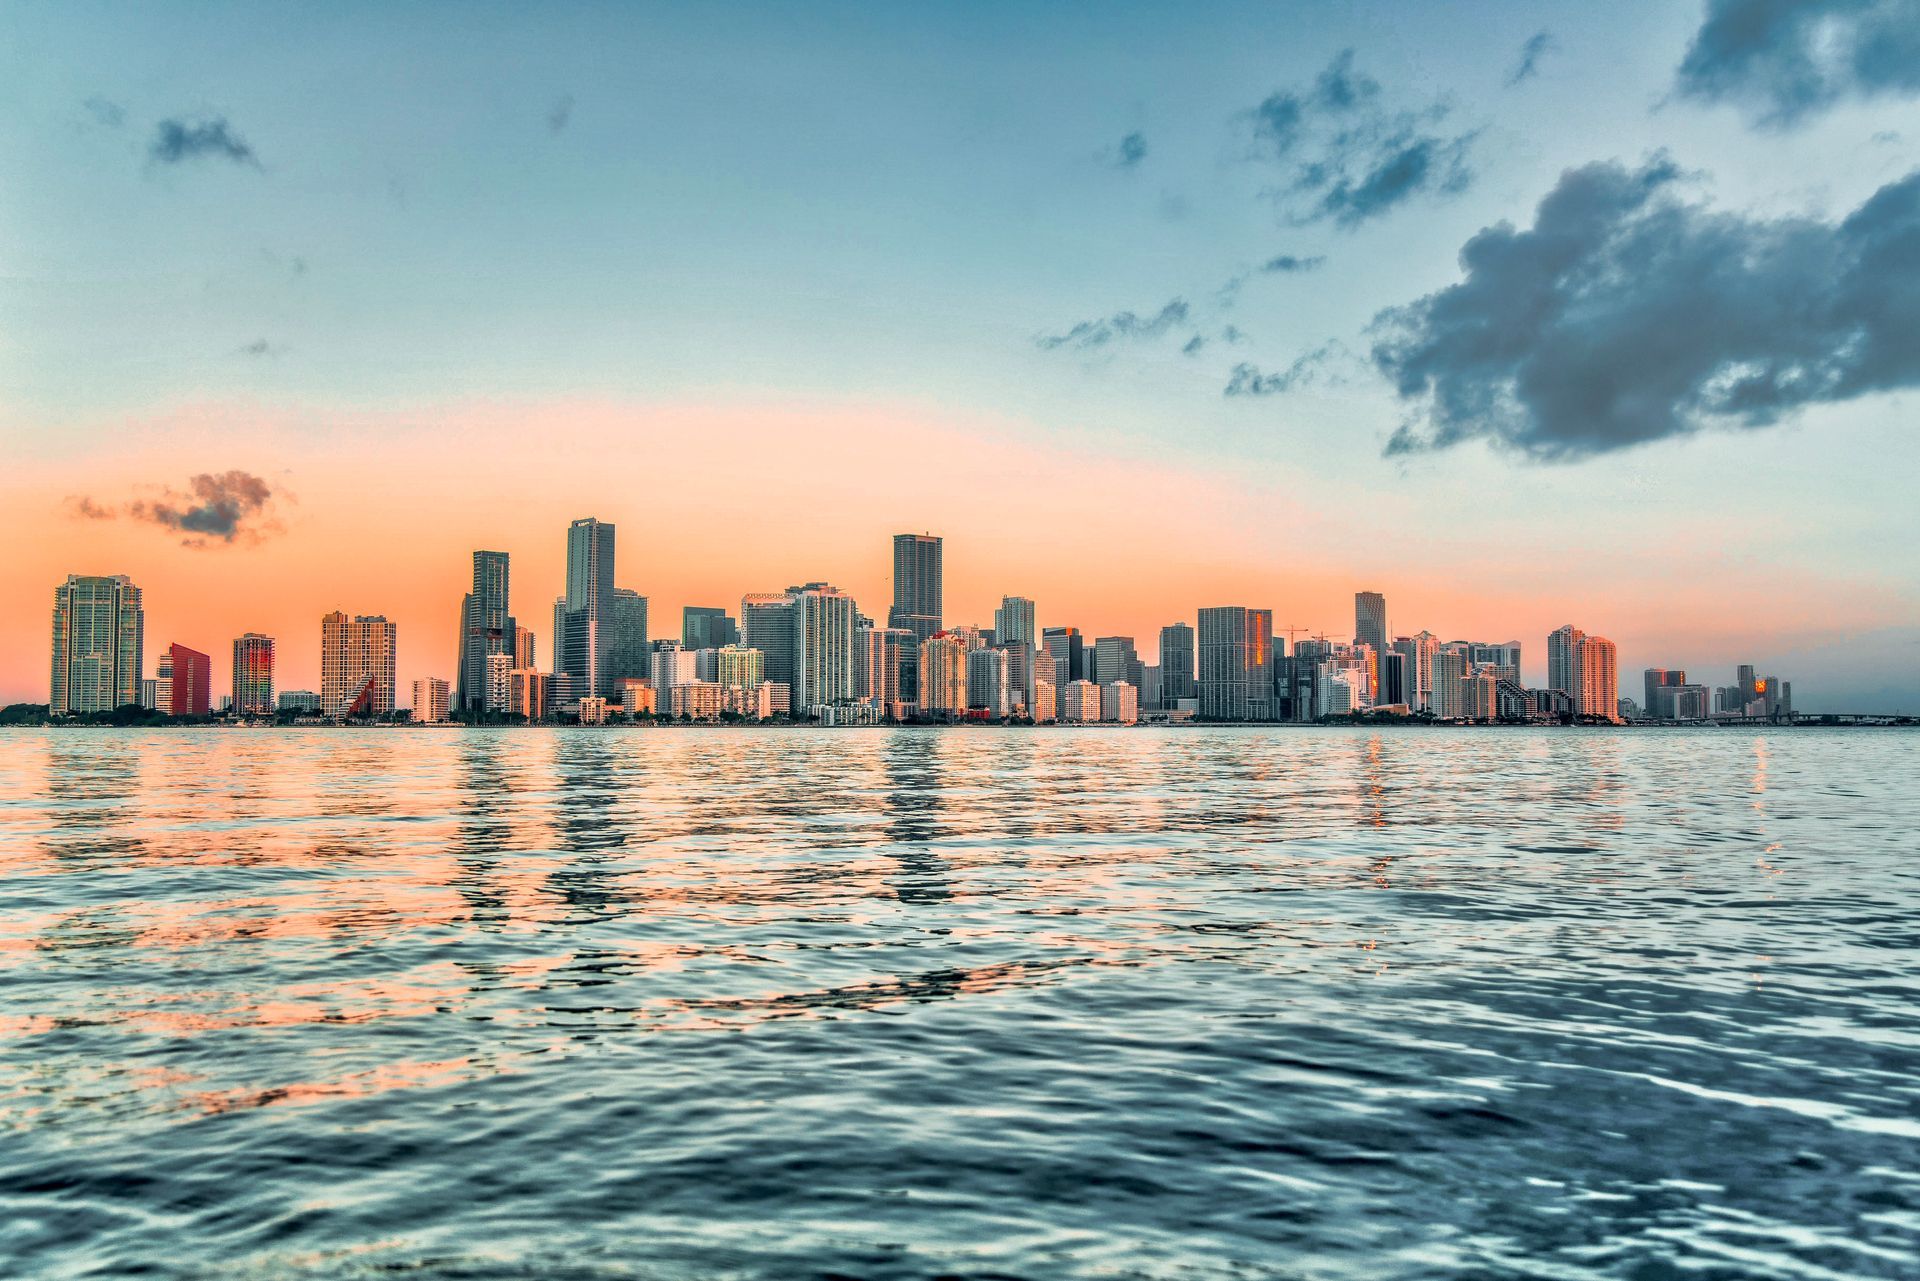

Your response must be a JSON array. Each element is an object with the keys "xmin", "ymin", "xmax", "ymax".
[{"xmin": 2, "ymin": 727, "xmax": 1916, "ymax": 1279}]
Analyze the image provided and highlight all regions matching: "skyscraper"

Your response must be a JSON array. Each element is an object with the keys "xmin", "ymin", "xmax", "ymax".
[
  {"xmin": 741, "ymin": 592, "xmax": 797, "ymax": 688},
  {"xmin": 320, "ymin": 612, "xmax": 397, "ymax": 719},
  {"xmin": 611, "ymin": 589, "xmax": 650, "ymax": 684},
  {"xmin": 916, "ymin": 632, "xmax": 969, "ymax": 716},
  {"xmin": 231, "ymin": 633, "xmax": 275, "ymax": 715},
  {"xmin": 1159, "ymin": 623, "xmax": 1196, "ymax": 704},
  {"xmin": 682, "ymin": 606, "xmax": 740, "ymax": 650},
  {"xmin": 1548, "ymin": 624, "xmax": 1619, "ymax": 721},
  {"xmin": 49, "ymin": 574, "xmax": 143, "ymax": 715},
  {"xmin": 1197, "ymin": 607, "xmax": 1274, "ymax": 720},
  {"xmin": 162, "ymin": 643, "xmax": 212, "ymax": 717},
  {"xmin": 993, "ymin": 596, "xmax": 1037, "ymax": 647},
  {"xmin": 967, "ymin": 646, "xmax": 1011, "ymax": 718},
  {"xmin": 560, "ymin": 518, "xmax": 616, "ymax": 698},
  {"xmin": 856, "ymin": 624, "xmax": 910, "ymax": 710},
  {"xmin": 889, "ymin": 533, "xmax": 943, "ymax": 641},
  {"xmin": 456, "ymin": 551, "xmax": 514, "ymax": 712},
  {"xmin": 1392, "ymin": 631, "xmax": 1438, "ymax": 712},
  {"xmin": 791, "ymin": 583, "xmax": 859, "ymax": 711},
  {"xmin": 1093, "ymin": 636, "xmax": 1139, "ymax": 686},
  {"xmin": 1355, "ymin": 591, "xmax": 1388, "ymax": 657}
]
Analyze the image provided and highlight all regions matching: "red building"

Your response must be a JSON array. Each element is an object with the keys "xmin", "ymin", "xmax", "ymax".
[{"xmin": 165, "ymin": 643, "xmax": 212, "ymax": 717}]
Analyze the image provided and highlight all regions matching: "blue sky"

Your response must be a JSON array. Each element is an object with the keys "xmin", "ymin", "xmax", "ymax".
[{"xmin": 3, "ymin": 1, "xmax": 1918, "ymax": 709}]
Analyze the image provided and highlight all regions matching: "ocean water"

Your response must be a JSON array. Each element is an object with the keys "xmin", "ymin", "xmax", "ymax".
[{"xmin": 1, "ymin": 726, "xmax": 1917, "ymax": 1280}]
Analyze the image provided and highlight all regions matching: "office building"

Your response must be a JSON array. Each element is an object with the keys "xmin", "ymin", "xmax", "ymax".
[
  {"xmin": 559, "ymin": 517, "xmax": 616, "ymax": 698},
  {"xmin": 162, "ymin": 643, "xmax": 212, "ymax": 717},
  {"xmin": 682, "ymin": 606, "xmax": 739, "ymax": 650},
  {"xmin": 1159, "ymin": 623, "xmax": 1196, "ymax": 705},
  {"xmin": 1093, "ymin": 636, "xmax": 1138, "ymax": 687},
  {"xmin": 791, "ymin": 583, "xmax": 858, "ymax": 711},
  {"xmin": 993, "ymin": 596, "xmax": 1037, "ymax": 648},
  {"xmin": 412, "ymin": 677, "xmax": 450, "ymax": 724},
  {"xmin": 1379, "ymin": 650, "xmax": 1407, "ymax": 708},
  {"xmin": 49, "ymin": 574, "xmax": 144, "ymax": 715},
  {"xmin": 1355, "ymin": 591, "xmax": 1388, "ymax": 658},
  {"xmin": 967, "ymin": 646, "xmax": 1011, "ymax": 718},
  {"xmin": 231, "ymin": 633, "xmax": 275, "ymax": 715},
  {"xmin": 456, "ymin": 551, "xmax": 515, "ymax": 712},
  {"xmin": 1645, "ymin": 668, "xmax": 1686, "ymax": 717},
  {"xmin": 611, "ymin": 589, "xmax": 649, "ymax": 684},
  {"xmin": 888, "ymin": 533, "xmax": 943, "ymax": 643},
  {"xmin": 1197, "ymin": 607, "xmax": 1274, "ymax": 720},
  {"xmin": 320, "ymin": 612, "xmax": 397, "ymax": 719},
  {"xmin": 741, "ymin": 592, "xmax": 797, "ymax": 688}
]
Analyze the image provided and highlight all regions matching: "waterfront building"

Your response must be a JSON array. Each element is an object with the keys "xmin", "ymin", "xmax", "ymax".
[
  {"xmin": 1158, "ymin": 623, "xmax": 1196, "ymax": 705},
  {"xmin": 682, "ymin": 606, "xmax": 739, "ymax": 650},
  {"xmin": 1355, "ymin": 592, "xmax": 1388, "ymax": 664},
  {"xmin": 412, "ymin": 677, "xmax": 450, "ymax": 724},
  {"xmin": 577, "ymin": 695, "xmax": 610, "ymax": 725},
  {"xmin": 715, "ymin": 645, "xmax": 766, "ymax": 693},
  {"xmin": 151, "ymin": 650, "xmax": 172, "ymax": 714},
  {"xmin": 1463, "ymin": 669, "xmax": 1501, "ymax": 722},
  {"xmin": 791, "ymin": 583, "xmax": 859, "ymax": 710},
  {"xmin": 740, "ymin": 592, "xmax": 797, "ymax": 689},
  {"xmin": 49, "ymin": 574, "xmax": 144, "ymax": 714},
  {"xmin": 1432, "ymin": 645, "xmax": 1470, "ymax": 719},
  {"xmin": 889, "ymin": 533, "xmax": 943, "ymax": 703},
  {"xmin": 993, "ymin": 596, "xmax": 1037, "ymax": 648},
  {"xmin": 559, "ymin": 518, "xmax": 616, "ymax": 698},
  {"xmin": 456, "ymin": 551, "xmax": 515, "ymax": 712},
  {"xmin": 1320, "ymin": 668, "xmax": 1360, "ymax": 715},
  {"xmin": 668, "ymin": 681, "xmax": 724, "ymax": 721},
  {"xmin": 1645, "ymin": 668, "xmax": 1685, "ymax": 717},
  {"xmin": 1093, "ymin": 636, "xmax": 1139, "ymax": 687},
  {"xmin": 485, "ymin": 651, "xmax": 512, "ymax": 712},
  {"xmin": 278, "ymin": 690, "xmax": 321, "ymax": 714},
  {"xmin": 1197, "ymin": 607, "xmax": 1274, "ymax": 720},
  {"xmin": 1391, "ymin": 632, "xmax": 1438, "ymax": 712},
  {"xmin": 916, "ymin": 632, "xmax": 970, "ymax": 716},
  {"xmin": 1031, "ymin": 664, "xmax": 1057, "ymax": 723},
  {"xmin": 1547, "ymin": 625, "xmax": 1582, "ymax": 701},
  {"xmin": 616, "ymin": 677, "xmax": 656, "ymax": 716},
  {"xmin": 1059, "ymin": 679, "xmax": 1102, "ymax": 723},
  {"xmin": 756, "ymin": 681, "xmax": 791, "ymax": 718},
  {"xmin": 611, "ymin": 589, "xmax": 650, "ymax": 685},
  {"xmin": 231, "ymin": 633, "xmax": 275, "ymax": 715},
  {"xmin": 856, "ymin": 625, "xmax": 910, "ymax": 711},
  {"xmin": 1579, "ymin": 634, "xmax": 1619, "ymax": 721},
  {"xmin": 651, "ymin": 643, "xmax": 700, "ymax": 706},
  {"xmin": 514, "ymin": 625, "xmax": 536, "ymax": 671},
  {"xmin": 1463, "ymin": 641, "xmax": 1523, "ymax": 684},
  {"xmin": 967, "ymin": 646, "xmax": 1011, "ymax": 718},
  {"xmin": 139, "ymin": 678, "xmax": 159, "ymax": 711},
  {"xmin": 1379, "ymin": 650, "xmax": 1407, "ymax": 708},
  {"xmin": 320, "ymin": 612, "xmax": 397, "ymax": 719},
  {"xmin": 1000, "ymin": 641, "xmax": 1041, "ymax": 715},
  {"xmin": 158, "ymin": 643, "xmax": 211, "ymax": 718},
  {"xmin": 508, "ymin": 669, "xmax": 549, "ymax": 721},
  {"xmin": 1101, "ymin": 681, "xmax": 1138, "ymax": 725}
]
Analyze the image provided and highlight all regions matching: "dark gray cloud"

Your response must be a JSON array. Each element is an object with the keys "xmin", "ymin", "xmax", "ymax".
[
  {"xmin": 1224, "ymin": 341, "xmax": 1350, "ymax": 395},
  {"xmin": 548, "ymin": 95, "xmax": 575, "ymax": 134},
  {"xmin": 1245, "ymin": 49, "xmax": 1477, "ymax": 228},
  {"xmin": 1371, "ymin": 157, "xmax": 1920, "ymax": 460},
  {"xmin": 238, "ymin": 339, "xmax": 284, "ymax": 357},
  {"xmin": 83, "ymin": 96, "xmax": 126, "ymax": 127},
  {"xmin": 1675, "ymin": 0, "xmax": 1920, "ymax": 128},
  {"xmin": 1507, "ymin": 30, "xmax": 1558, "ymax": 86},
  {"xmin": 73, "ymin": 471, "xmax": 282, "ymax": 546},
  {"xmin": 1262, "ymin": 253, "xmax": 1326, "ymax": 273},
  {"xmin": 1114, "ymin": 131, "xmax": 1147, "ymax": 168},
  {"xmin": 1036, "ymin": 298, "xmax": 1190, "ymax": 350},
  {"xmin": 1183, "ymin": 334, "xmax": 1206, "ymax": 356},
  {"xmin": 150, "ymin": 116, "xmax": 260, "ymax": 167}
]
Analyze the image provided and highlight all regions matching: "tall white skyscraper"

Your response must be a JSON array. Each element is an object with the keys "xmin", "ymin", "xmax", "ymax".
[
  {"xmin": 50, "ymin": 574, "xmax": 144, "ymax": 714},
  {"xmin": 791, "ymin": 583, "xmax": 858, "ymax": 711}
]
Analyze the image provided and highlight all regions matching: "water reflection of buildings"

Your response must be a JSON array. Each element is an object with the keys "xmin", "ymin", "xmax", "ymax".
[{"xmin": 882, "ymin": 732, "xmax": 951, "ymax": 904}]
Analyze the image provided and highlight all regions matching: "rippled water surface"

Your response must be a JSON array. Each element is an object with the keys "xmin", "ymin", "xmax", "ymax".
[{"xmin": 2, "ymin": 726, "xmax": 1917, "ymax": 1279}]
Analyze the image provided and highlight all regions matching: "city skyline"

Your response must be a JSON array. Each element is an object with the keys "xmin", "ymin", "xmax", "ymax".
[{"xmin": 4, "ymin": 4, "xmax": 1918, "ymax": 712}]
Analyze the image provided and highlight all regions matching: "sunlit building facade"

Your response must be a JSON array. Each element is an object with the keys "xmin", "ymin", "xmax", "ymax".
[
  {"xmin": 320, "ymin": 612, "xmax": 397, "ymax": 720},
  {"xmin": 50, "ymin": 574, "xmax": 143, "ymax": 715},
  {"xmin": 1197, "ymin": 606, "xmax": 1273, "ymax": 720},
  {"xmin": 231, "ymin": 632, "xmax": 275, "ymax": 715}
]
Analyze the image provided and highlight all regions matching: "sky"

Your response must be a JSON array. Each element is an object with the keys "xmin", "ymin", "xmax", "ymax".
[{"xmin": 3, "ymin": 0, "xmax": 1918, "ymax": 711}]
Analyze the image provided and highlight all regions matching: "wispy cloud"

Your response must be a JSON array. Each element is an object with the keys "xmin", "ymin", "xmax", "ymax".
[
  {"xmin": 70, "ymin": 471, "xmax": 286, "ymax": 547},
  {"xmin": 1507, "ymin": 31, "xmax": 1558, "ymax": 87},
  {"xmin": 237, "ymin": 339, "xmax": 286, "ymax": 357},
  {"xmin": 1036, "ymin": 298, "xmax": 1190, "ymax": 351},
  {"xmin": 547, "ymin": 95, "xmax": 575, "ymax": 135},
  {"xmin": 1112, "ymin": 131, "xmax": 1147, "ymax": 168},
  {"xmin": 1223, "ymin": 341, "xmax": 1350, "ymax": 396},
  {"xmin": 1261, "ymin": 254, "xmax": 1326, "ymax": 273},
  {"xmin": 83, "ymin": 96, "xmax": 126, "ymax": 128},
  {"xmin": 1675, "ymin": 0, "xmax": 1920, "ymax": 129},
  {"xmin": 150, "ymin": 116, "xmax": 260, "ymax": 168},
  {"xmin": 1371, "ymin": 157, "xmax": 1920, "ymax": 460},
  {"xmin": 1243, "ymin": 50, "xmax": 1478, "ymax": 228}
]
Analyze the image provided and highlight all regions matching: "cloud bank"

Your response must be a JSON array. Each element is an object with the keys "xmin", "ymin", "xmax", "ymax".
[
  {"xmin": 1246, "ymin": 50, "xmax": 1477, "ymax": 228},
  {"xmin": 1675, "ymin": 0, "xmax": 1920, "ymax": 128},
  {"xmin": 1371, "ymin": 157, "xmax": 1920, "ymax": 460},
  {"xmin": 1036, "ymin": 298, "xmax": 1189, "ymax": 350}
]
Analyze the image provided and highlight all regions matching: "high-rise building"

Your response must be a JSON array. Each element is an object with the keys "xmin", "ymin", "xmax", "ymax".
[
  {"xmin": 1059, "ymin": 680, "xmax": 1102, "ymax": 723},
  {"xmin": 559, "ymin": 518, "xmax": 616, "ymax": 698},
  {"xmin": 791, "ymin": 583, "xmax": 858, "ymax": 711},
  {"xmin": 651, "ymin": 643, "xmax": 700, "ymax": 705},
  {"xmin": 1355, "ymin": 591, "xmax": 1388, "ymax": 658},
  {"xmin": 611, "ymin": 589, "xmax": 649, "ymax": 684},
  {"xmin": 163, "ymin": 643, "xmax": 212, "ymax": 717},
  {"xmin": 320, "ymin": 612, "xmax": 397, "ymax": 719},
  {"xmin": 485, "ymin": 652, "xmax": 513, "ymax": 712},
  {"xmin": 1644, "ymin": 668, "xmax": 1687, "ymax": 717},
  {"xmin": 1549, "ymin": 625, "xmax": 1619, "ymax": 721},
  {"xmin": 682, "ymin": 606, "xmax": 739, "ymax": 650},
  {"xmin": 456, "ymin": 551, "xmax": 515, "ymax": 712},
  {"xmin": 1392, "ymin": 632, "xmax": 1438, "ymax": 712},
  {"xmin": 1158, "ymin": 623, "xmax": 1196, "ymax": 705},
  {"xmin": 50, "ymin": 574, "xmax": 143, "ymax": 715},
  {"xmin": 1431, "ymin": 645, "xmax": 1471, "ymax": 719},
  {"xmin": 916, "ymin": 632, "xmax": 970, "ymax": 716},
  {"xmin": 1547, "ymin": 625, "xmax": 1583, "ymax": 699},
  {"xmin": 889, "ymin": 533, "xmax": 944, "ymax": 643},
  {"xmin": 741, "ymin": 592, "xmax": 797, "ymax": 689},
  {"xmin": 1093, "ymin": 636, "xmax": 1139, "ymax": 687},
  {"xmin": 412, "ymin": 677, "xmax": 450, "ymax": 724},
  {"xmin": 508, "ymin": 669, "xmax": 549, "ymax": 721},
  {"xmin": 856, "ymin": 625, "xmax": 910, "ymax": 710},
  {"xmin": 231, "ymin": 633, "xmax": 275, "ymax": 715},
  {"xmin": 1379, "ymin": 650, "xmax": 1408, "ymax": 707},
  {"xmin": 514, "ymin": 625, "xmax": 536, "ymax": 671},
  {"xmin": 993, "ymin": 596, "xmax": 1037, "ymax": 648},
  {"xmin": 1101, "ymin": 681, "xmax": 1139, "ymax": 725},
  {"xmin": 967, "ymin": 646, "xmax": 1010, "ymax": 718},
  {"xmin": 1197, "ymin": 607, "xmax": 1274, "ymax": 720},
  {"xmin": 715, "ymin": 645, "xmax": 766, "ymax": 692}
]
